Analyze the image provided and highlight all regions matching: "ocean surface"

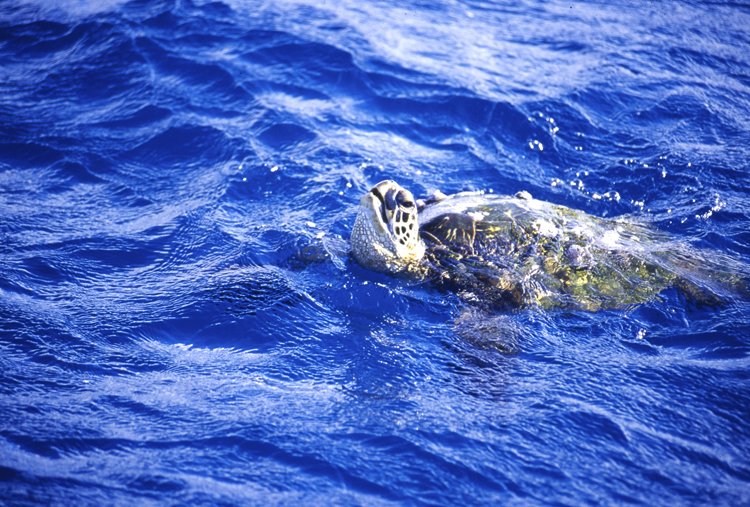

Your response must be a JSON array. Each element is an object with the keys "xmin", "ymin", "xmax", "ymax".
[{"xmin": 2, "ymin": 0, "xmax": 750, "ymax": 505}]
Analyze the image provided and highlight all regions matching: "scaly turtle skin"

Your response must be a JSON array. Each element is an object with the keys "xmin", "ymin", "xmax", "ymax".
[{"xmin": 351, "ymin": 180, "xmax": 735, "ymax": 311}]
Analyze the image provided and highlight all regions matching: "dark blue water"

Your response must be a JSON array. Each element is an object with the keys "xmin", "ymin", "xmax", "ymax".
[{"xmin": 2, "ymin": 0, "xmax": 750, "ymax": 505}]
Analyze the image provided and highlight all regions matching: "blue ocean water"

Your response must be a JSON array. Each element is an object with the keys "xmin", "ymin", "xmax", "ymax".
[{"xmin": 2, "ymin": 0, "xmax": 750, "ymax": 505}]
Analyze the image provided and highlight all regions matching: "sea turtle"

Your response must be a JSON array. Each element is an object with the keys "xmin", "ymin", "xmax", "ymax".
[{"xmin": 350, "ymin": 180, "xmax": 743, "ymax": 312}]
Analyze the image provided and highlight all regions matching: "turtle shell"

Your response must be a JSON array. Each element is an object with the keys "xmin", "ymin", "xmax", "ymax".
[{"xmin": 416, "ymin": 191, "xmax": 732, "ymax": 311}]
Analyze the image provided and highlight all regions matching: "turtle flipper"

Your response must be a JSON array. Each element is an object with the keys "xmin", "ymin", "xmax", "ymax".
[
  {"xmin": 453, "ymin": 308, "xmax": 520, "ymax": 354},
  {"xmin": 672, "ymin": 276, "xmax": 727, "ymax": 307}
]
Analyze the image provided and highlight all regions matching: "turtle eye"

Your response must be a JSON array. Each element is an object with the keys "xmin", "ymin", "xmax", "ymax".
[
  {"xmin": 396, "ymin": 190, "xmax": 414, "ymax": 209},
  {"xmin": 383, "ymin": 188, "xmax": 402, "ymax": 214}
]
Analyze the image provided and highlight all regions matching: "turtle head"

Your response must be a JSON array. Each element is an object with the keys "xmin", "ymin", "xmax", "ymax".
[{"xmin": 351, "ymin": 180, "xmax": 425, "ymax": 273}]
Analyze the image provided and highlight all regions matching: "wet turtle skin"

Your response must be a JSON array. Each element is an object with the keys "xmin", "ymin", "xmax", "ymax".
[{"xmin": 350, "ymin": 181, "xmax": 742, "ymax": 312}]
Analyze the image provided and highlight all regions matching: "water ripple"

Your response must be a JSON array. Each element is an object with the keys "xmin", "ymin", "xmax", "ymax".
[{"xmin": 2, "ymin": 0, "xmax": 750, "ymax": 506}]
